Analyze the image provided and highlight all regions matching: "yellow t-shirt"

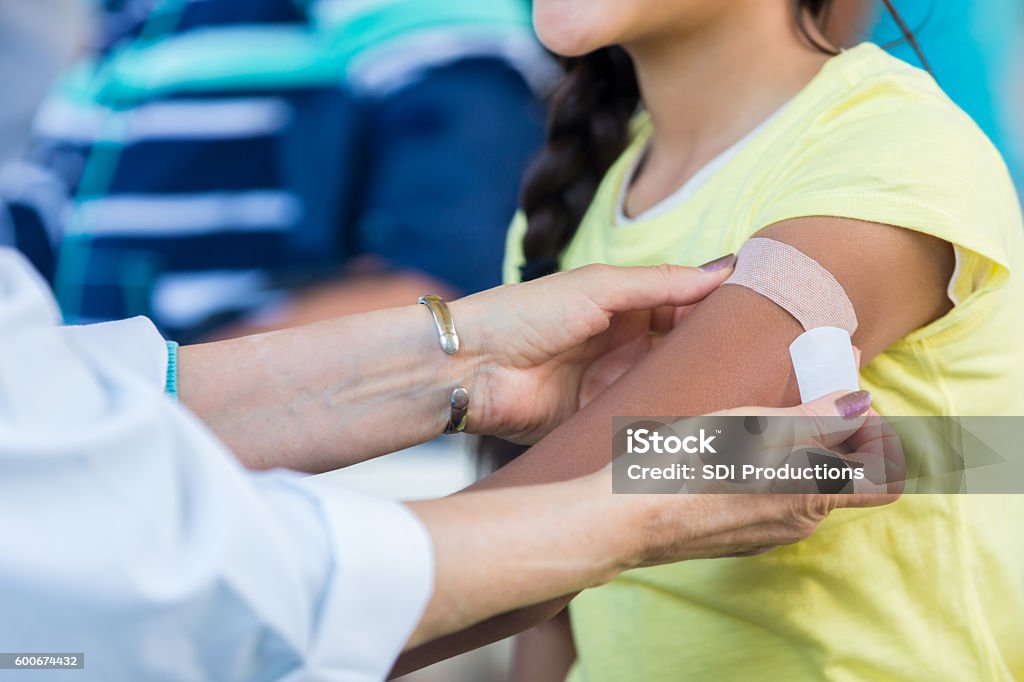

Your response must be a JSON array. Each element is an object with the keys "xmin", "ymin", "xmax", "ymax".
[{"xmin": 504, "ymin": 44, "xmax": 1024, "ymax": 681}]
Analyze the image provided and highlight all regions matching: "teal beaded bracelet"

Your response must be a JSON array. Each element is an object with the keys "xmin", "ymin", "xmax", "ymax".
[{"xmin": 165, "ymin": 341, "xmax": 179, "ymax": 400}]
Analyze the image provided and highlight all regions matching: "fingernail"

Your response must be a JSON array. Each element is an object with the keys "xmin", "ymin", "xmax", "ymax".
[
  {"xmin": 835, "ymin": 390, "xmax": 872, "ymax": 419},
  {"xmin": 698, "ymin": 254, "xmax": 736, "ymax": 272}
]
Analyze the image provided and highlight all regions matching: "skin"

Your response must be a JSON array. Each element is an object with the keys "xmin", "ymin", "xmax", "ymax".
[
  {"xmin": 174, "ymin": 263, "xmax": 899, "ymax": 657},
  {"xmin": 396, "ymin": 0, "xmax": 954, "ymax": 676},
  {"xmin": 826, "ymin": 0, "xmax": 878, "ymax": 46}
]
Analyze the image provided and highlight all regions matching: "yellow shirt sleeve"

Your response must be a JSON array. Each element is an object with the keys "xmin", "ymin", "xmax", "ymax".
[{"xmin": 751, "ymin": 70, "xmax": 1022, "ymax": 305}]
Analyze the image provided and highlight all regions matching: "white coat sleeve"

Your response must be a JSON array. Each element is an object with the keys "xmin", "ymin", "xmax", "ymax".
[{"xmin": 0, "ymin": 248, "xmax": 433, "ymax": 682}]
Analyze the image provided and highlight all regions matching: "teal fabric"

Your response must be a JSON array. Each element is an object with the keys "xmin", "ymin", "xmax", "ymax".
[
  {"xmin": 313, "ymin": 0, "xmax": 533, "ymax": 60},
  {"xmin": 165, "ymin": 341, "xmax": 179, "ymax": 400},
  {"xmin": 54, "ymin": 0, "xmax": 535, "ymax": 104},
  {"xmin": 80, "ymin": 29, "xmax": 343, "ymax": 102},
  {"xmin": 870, "ymin": 0, "xmax": 1023, "ymax": 189}
]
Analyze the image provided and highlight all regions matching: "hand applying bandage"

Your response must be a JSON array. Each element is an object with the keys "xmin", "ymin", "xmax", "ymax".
[{"xmin": 724, "ymin": 238, "xmax": 861, "ymax": 401}]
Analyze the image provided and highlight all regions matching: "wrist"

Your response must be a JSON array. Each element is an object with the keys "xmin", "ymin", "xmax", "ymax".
[
  {"xmin": 585, "ymin": 471, "xmax": 703, "ymax": 572},
  {"xmin": 577, "ymin": 471, "xmax": 655, "ymax": 578},
  {"xmin": 444, "ymin": 298, "xmax": 492, "ymax": 435}
]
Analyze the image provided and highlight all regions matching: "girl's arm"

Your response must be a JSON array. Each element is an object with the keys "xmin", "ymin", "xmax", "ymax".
[
  {"xmin": 483, "ymin": 216, "xmax": 953, "ymax": 486},
  {"xmin": 393, "ymin": 216, "xmax": 952, "ymax": 674},
  {"xmin": 510, "ymin": 609, "xmax": 577, "ymax": 682}
]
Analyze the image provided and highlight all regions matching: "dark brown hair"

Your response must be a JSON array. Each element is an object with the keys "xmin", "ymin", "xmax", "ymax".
[{"xmin": 517, "ymin": 0, "xmax": 931, "ymax": 281}]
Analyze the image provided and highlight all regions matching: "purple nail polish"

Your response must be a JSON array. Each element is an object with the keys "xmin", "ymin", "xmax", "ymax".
[
  {"xmin": 836, "ymin": 390, "xmax": 872, "ymax": 419},
  {"xmin": 698, "ymin": 253, "xmax": 736, "ymax": 272}
]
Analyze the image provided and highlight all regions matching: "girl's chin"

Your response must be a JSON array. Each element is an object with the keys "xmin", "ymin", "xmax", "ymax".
[
  {"xmin": 536, "ymin": 30, "xmax": 607, "ymax": 58},
  {"xmin": 534, "ymin": 7, "xmax": 618, "ymax": 57}
]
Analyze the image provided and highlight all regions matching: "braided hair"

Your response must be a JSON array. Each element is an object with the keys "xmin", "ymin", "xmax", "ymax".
[{"xmin": 518, "ymin": 46, "xmax": 640, "ymax": 281}]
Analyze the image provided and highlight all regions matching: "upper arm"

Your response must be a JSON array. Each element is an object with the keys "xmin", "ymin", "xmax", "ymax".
[
  {"xmin": 761, "ymin": 216, "xmax": 955, "ymax": 357},
  {"xmin": 478, "ymin": 216, "xmax": 955, "ymax": 488}
]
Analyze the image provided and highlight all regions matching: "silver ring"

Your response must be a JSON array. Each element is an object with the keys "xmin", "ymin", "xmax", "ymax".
[{"xmin": 445, "ymin": 387, "xmax": 469, "ymax": 434}]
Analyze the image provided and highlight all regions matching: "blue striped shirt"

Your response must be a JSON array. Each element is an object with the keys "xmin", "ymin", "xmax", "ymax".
[{"xmin": 2, "ymin": 0, "xmax": 549, "ymax": 339}]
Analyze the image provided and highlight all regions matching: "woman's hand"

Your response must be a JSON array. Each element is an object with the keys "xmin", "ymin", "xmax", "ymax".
[
  {"xmin": 618, "ymin": 390, "xmax": 905, "ymax": 565},
  {"xmin": 403, "ymin": 391, "xmax": 902, "ymax": 651},
  {"xmin": 453, "ymin": 259, "xmax": 735, "ymax": 444},
  {"xmin": 179, "ymin": 260, "xmax": 731, "ymax": 472}
]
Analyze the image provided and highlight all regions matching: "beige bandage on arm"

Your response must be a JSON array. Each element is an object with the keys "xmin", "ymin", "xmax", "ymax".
[
  {"xmin": 723, "ymin": 237, "xmax": 860, "ymax": 401},
  {"xmin": 723, "ymin": 237, "xmax": 858, "ymax": 334}
]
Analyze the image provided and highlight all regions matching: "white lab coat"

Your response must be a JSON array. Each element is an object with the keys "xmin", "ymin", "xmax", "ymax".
[{"xmin": 0, "ymin": 248, "xmax": 433, "ymax": 681}]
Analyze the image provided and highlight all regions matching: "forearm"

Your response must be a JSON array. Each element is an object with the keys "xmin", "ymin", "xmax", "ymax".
[
  {"xmin": 394, "ymin": 599, "xmax": 573, "ymax": 678},
  {"xmin": 178, "ymin": 304, "xmax": 476, "ymax": 472},
  {"xmin": 511, "ymin": 610, "xmax": 577, "ymax": 682},
  {"xmin": 391, "ymin": 290, "xmax": 802, "ymax": 673},
  {"xmin": 391, "ymin": 593, "xmax": 573, "ymax": 671},
  {"xmin": 403, "ymin": 474, "xmax": 638, "ymax": 649}
]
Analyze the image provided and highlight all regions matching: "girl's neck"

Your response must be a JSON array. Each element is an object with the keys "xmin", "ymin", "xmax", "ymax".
[{"xmin": 621, "ymin": 5, "xmax": 834, "ymax": 215}]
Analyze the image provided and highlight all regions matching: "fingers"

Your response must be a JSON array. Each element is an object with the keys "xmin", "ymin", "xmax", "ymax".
[
  {"xmin": 574, "ymin": 261, "xmax": 734, "ymax": 315},
  {"xmin": 799, "ymin": 395, "xmax": 903, "ymax": 497},
  {"xmin": 712, "ymin": 390, "xmax": 872, "ymax": 448},
  {"xmin": 832, "ymin": 490, "xmax": 902, "ymax": 509},
  {"xmin": 841, "ymin": 411, "xmax": 906, "ymax": 496},
  {"xmin": 707, "ymin": 391, "xmax": 901, "ymax": 504},
  {"xmin": 649, "ymin": 305, "xmax": 679, "ymax": 335},
  {"xmin": 649, "ymin": 303, "xmax": 702, "ymax": 336},
  {"xmin": 781, "ymin": 392, "xmax": 903, "ymax": 501},
  {"xmin": 791, "ymin": 390, "xmax": 873, "ymax": 448}
]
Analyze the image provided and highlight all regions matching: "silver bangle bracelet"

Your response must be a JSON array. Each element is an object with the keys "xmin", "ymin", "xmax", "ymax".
[
  {"xmin": 417, "ymin": 294, "xmax": 460, "ymax": 354},
  {"xmin": 418, "ymin": 295, "xmax": 469, "ymax": 434}
]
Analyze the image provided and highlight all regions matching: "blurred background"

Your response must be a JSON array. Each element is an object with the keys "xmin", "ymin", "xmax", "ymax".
[{"xmin": 1, "ymin": 1, "xmax": 1021, "ymax": 680}]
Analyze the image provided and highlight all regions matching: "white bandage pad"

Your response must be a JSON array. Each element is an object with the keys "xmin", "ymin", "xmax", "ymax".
[
  {"xmin": 724, "ymin": 238, "xmax": 860, "ymax": 402},
  {"xmin": 788, "ymin": 327, "xmax": 860, "ymax": 402}
]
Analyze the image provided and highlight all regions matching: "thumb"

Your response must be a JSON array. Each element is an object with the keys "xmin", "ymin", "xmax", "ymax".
[
  {"xmin": 714, "ymin": 390, "xmax": 874, "ymax": 450},
  {"xmin": 794, "ymin": 390, "xmax": 874, "ymax": 448},
  {"xmin": 582, "ymin": 260, "xmax": 735, "ymax": 314}
]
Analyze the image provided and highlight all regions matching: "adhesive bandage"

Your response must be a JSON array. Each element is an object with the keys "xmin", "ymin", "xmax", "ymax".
[
  {"xmin": 724, "ymin": 238, "xmax": 860, "ymax": 402},
  {"xmin": 724, "ymin": 238, "xmax": 858, "ymax": 333}
]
